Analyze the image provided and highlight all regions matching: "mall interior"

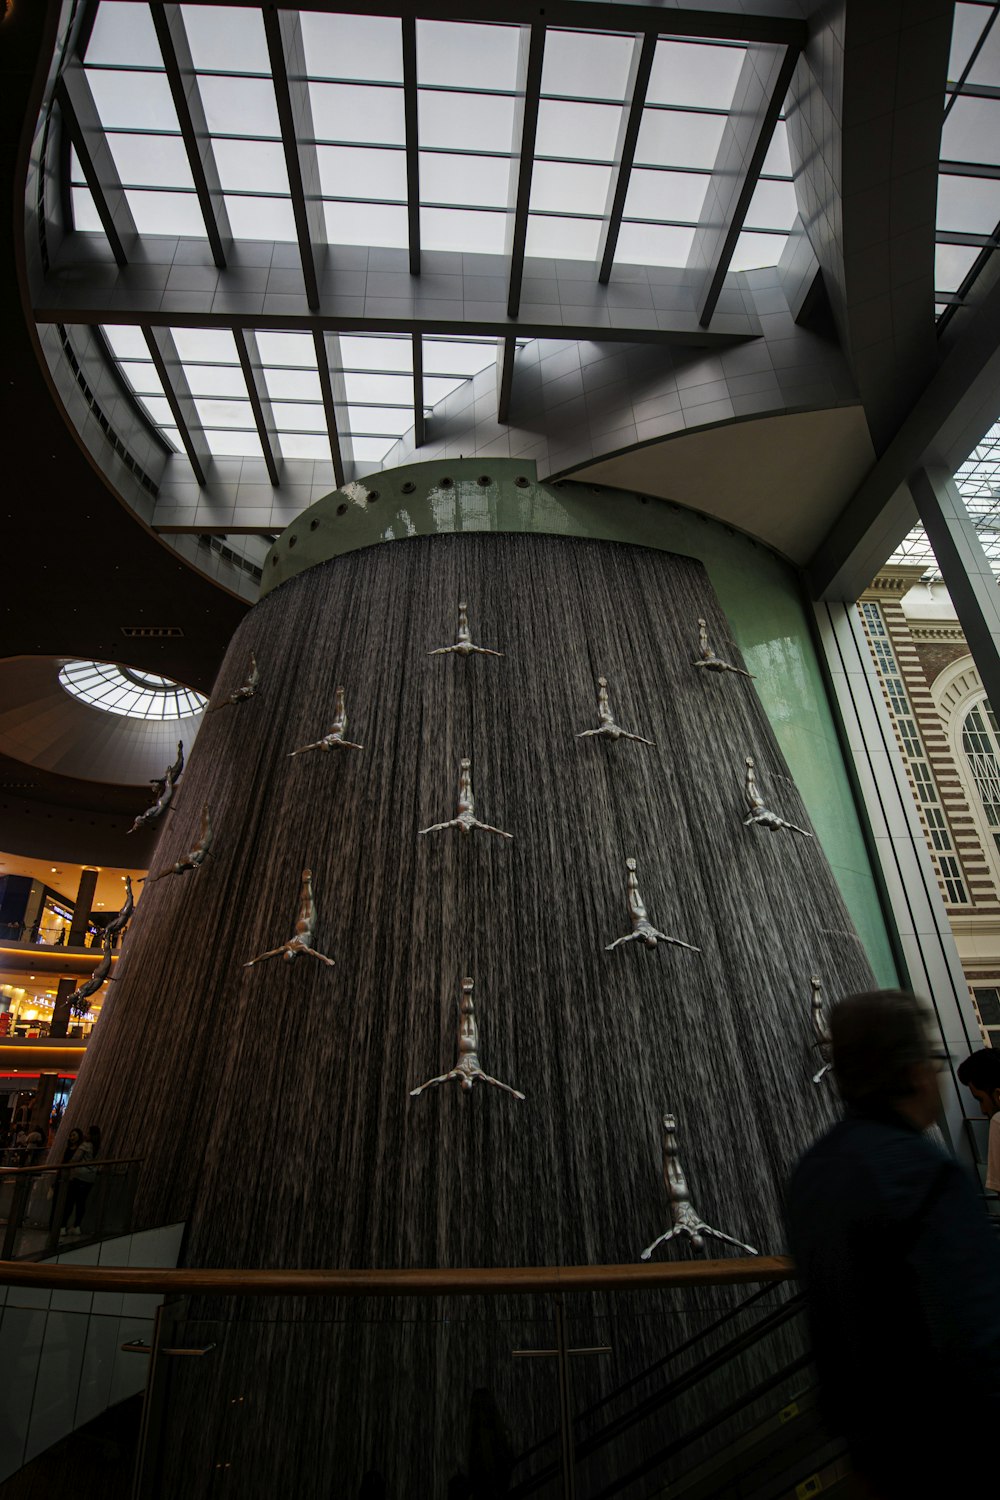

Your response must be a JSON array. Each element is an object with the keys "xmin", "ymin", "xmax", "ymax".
[{"xmin": 2, "ymin": 0, "xmax": 1000, "ymax": 1495}]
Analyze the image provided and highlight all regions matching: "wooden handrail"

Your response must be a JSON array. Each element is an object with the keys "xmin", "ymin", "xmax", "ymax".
[
  {"xmin": 0, "ymin": 1255, "xmax": 794, "ymax": 1297},
  {"xmin": 0, "ymin": 1156, "xmax": 143, "ymax": 1176}
]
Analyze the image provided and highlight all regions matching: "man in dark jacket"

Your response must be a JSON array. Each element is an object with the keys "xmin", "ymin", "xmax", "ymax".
[{"xmin": 786, "ymin": 989, "xmax": 1000, "ymax": 1497}]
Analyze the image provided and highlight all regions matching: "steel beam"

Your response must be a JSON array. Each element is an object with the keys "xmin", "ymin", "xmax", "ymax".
[
  {"xmin": 151, "ymin": 4, "xmax": 232, "ymax": 269},
  {"xmin": 506, "ymin": 24, "xmax": 546, "ymax": 320},
  {"xmin": 313, "ymin": 330, "xmax": 348, "ymax": 486},
  {"xmin": 412, "ymin": 333, "xmax": 425, "ymax": 448},
  {"xmin": 692, "ymin": 42, "xmax": 799, "ymax": 328},
  {"xmin": 145, "ymin": 1, "xmax": 808, "ymax": 47},
  {"xmin": 55, "ymin": 63, "xmax": 136, "ymax": 266},
  {"xmin": 263, "ymin": 9, "xmax": 325, "ymax": 311},
  {"xmin": 143, "ymin": 327, "xmax": 211, "ymax": 487},
  {"xmin": 496, "ymin": 336, "xmax": 516, "ymax": 424},
  {"xmin": 402, "ymin": 17, "xmax": 421, "ymax": 277},
  {"xmin": 597, "ymin": 33, "xmax": 657, "ymax": 285},
  {"xmin": 234, "ymin": 329, "xmax": 281, "ymax": 485}
]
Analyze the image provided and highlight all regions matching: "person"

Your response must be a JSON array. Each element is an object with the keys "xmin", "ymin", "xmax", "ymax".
[
  {"xmin": 785, "ymin": 990, "xmax": 1000, "ymax": 1496},
  {"xmin": 957, "ymin": 1046, "xmax": 1000, "ymax": 1191},
  {"xmin": 60, "ymin": 1127, "xmax": 96, "ymax": 1237},
  {"xmin": 22, "ymin": 1123, "xmax": 45, "ymax": 1165}
]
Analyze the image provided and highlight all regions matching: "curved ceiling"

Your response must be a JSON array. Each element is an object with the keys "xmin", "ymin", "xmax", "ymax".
[{"xmin": 0, "ymin": 658, "xmax": 203, "ymax": 787}]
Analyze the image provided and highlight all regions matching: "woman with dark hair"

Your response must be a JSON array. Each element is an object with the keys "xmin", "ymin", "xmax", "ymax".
[
  {"xmin": 958, "ymin": 1047, "xmax": 1000, "ymax": 1190},
  {"xmin": 60, "ymin": 1127, "xmax": 96, "ymax": 1238}
]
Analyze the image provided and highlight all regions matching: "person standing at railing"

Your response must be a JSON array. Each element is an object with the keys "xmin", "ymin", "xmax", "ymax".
[
  {"xmin": 59, "ymin": 1127, "xmax": 95, "ymax": 1238},
  {"xmin": 785, "ymin": 990, "xmax": 1000, "ymax": 1498},
  {"xmin": 957, "ymin": 1047, "xmax": 1000, "ymax": 1193}
]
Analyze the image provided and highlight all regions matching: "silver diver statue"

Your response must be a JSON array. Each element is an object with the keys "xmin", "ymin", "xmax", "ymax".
[
  {"xmin": 289, "ymin": 688, "xmax": 364, "ymax": 756},
  {"xmin": 127, "ymin": 765, "xmax": 176, "ymax": 835},
  {"xmin": 605, "ymin": 859, "xmax": 701, "ymax": 954},
  {"xmin": 743, "ymin": 757, "xmax": 813, "ymax": 838},
  {"xmin": 67, "ymin": 933, "xmax": 113, "ymax": 1017},
  {"xmin": 209, "ymin": 652, "xmax": 259, "ymax": 712},
  {"xmin": 577, "ymin": 677, "xmax": 654, "ymax": 746},
  {"xmin": 148, "ymin": 803, "xmax": 214, "ymax": 882},
  {"xmin": 244, "ymin": 868, "xmax": 336, "ymax": 968},
  {"xmin": 641, "ymin": 1114, "xmax": 759, "ymax": 1260},
  {"xmin": 810, "ymin": 976, "xmax": 832, "ymax": 1084},
  {"xmin": 150, "ymin": 741, "xmax": 184, "ymax": 800},
  {"xmin": 693, "ymin": 619, "xmax": 755, "ymax": 678},
  {"xmin": 410, "ymin": 978, "xmax": 524, "ymax": 1100},
  {"xmin": 104, "ymin": 876, "xmax": 134, "ymax": 947},
  {"xmin": 429, "ymin": 601, "xmax": 504, "ymax": 658},
  {"xmin": 420, "ymin": 758, "xmax": 512, "ymax": 840}
]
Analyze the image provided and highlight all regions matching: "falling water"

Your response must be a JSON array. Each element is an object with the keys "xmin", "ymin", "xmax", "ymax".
[{"xmin": 60, "ymin": 534, "xmax": 874, "ymax": 1497}]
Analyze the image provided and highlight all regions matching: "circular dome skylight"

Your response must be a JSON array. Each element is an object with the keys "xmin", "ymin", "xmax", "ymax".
[{"xmin": 59, "ymin": 660, "xmax": 207, "ymax": 721}]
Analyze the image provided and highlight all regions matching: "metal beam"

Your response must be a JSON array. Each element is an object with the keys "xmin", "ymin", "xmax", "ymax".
[
  {"xmin": 412, "ymin": 333, "xmax": 425, "ymax": 448},
  {"xmin": 692, "ymin": 42, "xmax": 799, "ymax": 328},
  {"xmin": 506, "ymin": 24, "xmax": 546, "ymax": 320},
  {"xmin": 151, "ymin": 5, "xmax": 232, "ymax": 269},
  {"xmin": 402, "ymin": 17, "xmax": 421, "ymax": 277},
  {"xmin": 808, "ymin": 252, "xmax": 1000, "ymax": 600},
  {"xmin": 143, "ymin": 327, "xmax": 211, "ymax": 487},
  {"xmin": 234, "ymin": 329, "xmax": 281, "ymax": 486},
  {"xmin": 597, "ymin": 33, "xmax": 657, "ymax": 285},
  {"xmin": 496, "ymin": 336, "xmax": 515, "ymax": 425},
  {"xmin": 145, "ymin": 1, "xmax": 808, "ymax": 47},
  {"xmin": 263, "ymin": 9, "xmax": 325, "ymax": 311},
  {"xmin": 55, "ymin": 64, "xmax": 136, "ymax": 266},
  {"xmin": 313, "ymin": 330, "xmax": 348, "ymax": 486}
]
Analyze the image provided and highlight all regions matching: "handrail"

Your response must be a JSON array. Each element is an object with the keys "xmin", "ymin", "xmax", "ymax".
[
  {"xmin": 0, "ymin": 1255, "xmax": 794, "ymax": 1297},
  {"xmin": 0, "ymin": 1156, "xmax": 143, "ymax": 1175}
]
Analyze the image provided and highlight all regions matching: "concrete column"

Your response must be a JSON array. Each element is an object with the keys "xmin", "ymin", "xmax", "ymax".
[
  {"xmin": 910, "ymin": 466, "xmax": 1000, "ymax": 714},
  {"xmin": 68, "ymin": 868, "xmax": 98, "ymax": 948},
  {"xmin": 813, "ymin": 597, "xmax": 985, "ymax": 1171},
  {"xmin": 50, "ymin": 976, "xmax": 77, "ymax": 1039}
]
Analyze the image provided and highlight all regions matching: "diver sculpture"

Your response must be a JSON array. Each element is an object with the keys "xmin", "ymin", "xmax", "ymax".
[
  {"xmin": 810, "ymin": 976, "xmax": 832, "ymax": 1084},
  {"xmin": 104, "ymin": 876, "xmax": 134, "ymax": 947},
  {"xmin": 693, "ymin": 619, "xmax": 755, "ymax": 678},
  {"xmin": 577, "ymin": 677, "xmax": 654, "ymax": 746},
  {"xmin": 149, "ymin": 804, "xmax": 214, "ymax": 882},
  {"xmin": 244, "ymin": 868, "xmax": 336, "ymax": 968},
  {"xmin": 209, "ymin": 652, "xmax": 259, "ymax": 711},
  {"xmin": 743, "ymin": 757, "xmax": 813, "ymax": 837},
  {"xmin": 429, "ymin": 601, "xmax": 504, "ymax": 658},
  {"xmin": 68, "ymin": 934, "xmax": 113, "ymax": 1017},
  {"xmin": 127, "ymin": 765, "xmax": 176, "ymax": 836},
  {"xmin": 289, "ymin": 688, "xmax": 364, "ymax": 756},
  {"xmin": 410, "ymin": 978, "xmax": 524, "ymax": 1100},
  {"xmin": 420, "ymin": 759, "xmax": 512, "ymax": 840},
  {"xmin": 150, "ymin": 741, "xmax": 184, "ymax": 800},
  {"xmin": 641, "ymin": 1114, "xmax": 759, "ymax": 1260},
  {"xmin": 605, "ymin": 859, "xmax": 701, "ymax": 954}
]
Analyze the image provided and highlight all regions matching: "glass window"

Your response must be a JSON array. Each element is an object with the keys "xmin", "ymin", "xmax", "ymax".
[
  {"xmin": 301, "ymin": 13, "xmax": 403, "ymax": 83},
  {"xmin": 341, "ymin": 405, "xmax": 411, "ymax": 436},
  {"xmin": 86, "ymin": 2, "xmax": 164, "ymax": 67},
  {"xmin": 761, "ymin": 121, "xmax": 792, "ymax": 178},
  {"xmin": 180, "ymin": 4, "xmax": 270, "ymax": 72},
  {"xmin": 213, "ymin": 140, "xmax": 290, "ymax": 195},
  {"xmin": 647, "ymin": 40, "xmax": 745, "ymax": 111},
  {"xmin": 342, "ymin": 372, "xmax": 413, "ymax": 404},
  {"xmin": 72, "ymin": 185, "xmax": 104, "ymax": 232},
  {"xmin": 323, "ymin": 201, "xmax": 409, "ymax": 247},
  {"xmin": 540, "ymin": 30, "xmax": 634, "ymax": 103},
  {"xmin": 419, "ymin": 91, "xmax": 516, "ymax": 153},
  {"xmin": 125, "ymin": 190, "xmax": 206, "ymax": 236},
  {"xmin": 224, "ymin": 195, "xmax": 298, "ymax": 240},
  {"xmin": 530, "ymin": 160, "xmax": 611, "ymax": 216},
  {"xmin": 172, "ymin": 328, "xmax": 239, "ymax": 362},
  {"xmin": 317, "ymin": 146, "xmax": 407, "ymax": 202},
  {"xmin": 534, "ymin": 99, "xmax": 621, "ymax": 162},
  {"xmin": 745, "ymin": 178, "xmax": 798, "ymax": 232},
  {"xmin": 937, "ymin": 173, "xmax": 1000, "ymax": 235},
  {"xmin": 949, "ymin": 4, "xmax": 993, "ymax": 82},
  {"xmin": 936, "ymin": 242, "xmax": 982, "ymax": 293},
  {"xmin": 59, "ymin": 660, "xmax": 206, "ymax": 720},
  {"xmin": 202, "ymin": 429, "xmax": 265, "ymax": 458},
  {"xmin": 623, "ymin": 169, "xmax": 709, "ymax": 224},
  {"xmin": 615, "ymin": 220, "xmax": 696, "ymax": 266},
  {"xmin": 525, "ymin": 215, "xmax": 602, "ymax": 261},
  {"xmin": 194, "ymin": 398, "xmax": 257, "ymax": 430},
  {"xmin": 184, "ymin": 365, "xmax": 251, "ymax": 399},
  {"xmin": 942, "ymin": 96, "xmax": 1000, "ymax": 164},
  {"xmin": 198, "ymin": 76, "xmax": 281, "ymax": 138},
  {"xmin": 416, "ymin": 21, "xmax": 520, "ymax": 91},
  {"xmin": 730, "ymin": 230, "xmax": 788, "ymax": 271},
  {"xmin": 420, "ymin": 152, "xmax": 512, "ymax": 209},
  {"xmin": 106, "ymin": 134, "xmax": 194, "ymax": 190},
  {"xmin": 421, "ymin": 206, "xmax": 507, "ymax": 254},
  {"xmin": 339, "ymin": 336, "xmax": 413, "ymax": 373},
  {"xmin": 635, "ymin": 109, "xmax": 726, "ymax": 171},
  {"xmin": 263, "ymin": 368, "xmax": 323, "ymax": 401},
  {"xmin": 269, "ymin": 402, "xmax": 328, "ymax": 432},
  {"xmin": 278, "ymin": 433, "xmax": 331, "ymax": 460},
  {"xmin": 309, "ymin": 83, "xmax": 405, "ymax": 145},
  {"xmin": 85, "ymin": 69, "xmax": 179, "ymax": 131}
]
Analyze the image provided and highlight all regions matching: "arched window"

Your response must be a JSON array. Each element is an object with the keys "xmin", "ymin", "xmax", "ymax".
[{"xmin": 962, "ymin": 698, "xmax": 1000, "ymax": 855}]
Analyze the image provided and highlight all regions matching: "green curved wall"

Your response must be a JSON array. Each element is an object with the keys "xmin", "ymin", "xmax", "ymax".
[{"xmin": 263, "ymin": 457, "xmax": 897, "ymax": 985}]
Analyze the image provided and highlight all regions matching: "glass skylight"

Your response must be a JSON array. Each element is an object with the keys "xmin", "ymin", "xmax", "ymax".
[
  {"xmin": 66, "ymin": 5, "xmax": 803, "ymax": 480},
  {"xmin": 59, "ymin": 661, "xmax": 207, "ymax": 720},
  {"xmin": 936, "ymin": 2, "xmax": 1000, "ymax": 322},
  {"xmin": 888, "ymin": 419, "xmax": 1000, "ymax": 576}
]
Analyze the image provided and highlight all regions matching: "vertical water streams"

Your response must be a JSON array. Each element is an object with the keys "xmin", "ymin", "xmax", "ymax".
[{"xmin": 61, "ymin": 533, "xmax": 875, "ymax": 1496}]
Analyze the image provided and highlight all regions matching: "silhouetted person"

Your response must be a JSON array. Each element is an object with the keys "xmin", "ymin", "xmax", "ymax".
[
  {"xmin": 786, "ymin": 990, "xmax": 1000, "ymax": 1497},
  {"xmin": 957, "ymin": 1047, "xmax": 1000, "ymax": 1191}
]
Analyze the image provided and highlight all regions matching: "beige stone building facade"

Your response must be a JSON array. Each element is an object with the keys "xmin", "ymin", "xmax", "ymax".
[{"xmin": 860, "ymin": 568, "xmax": 1000, "ymax": 1047}]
